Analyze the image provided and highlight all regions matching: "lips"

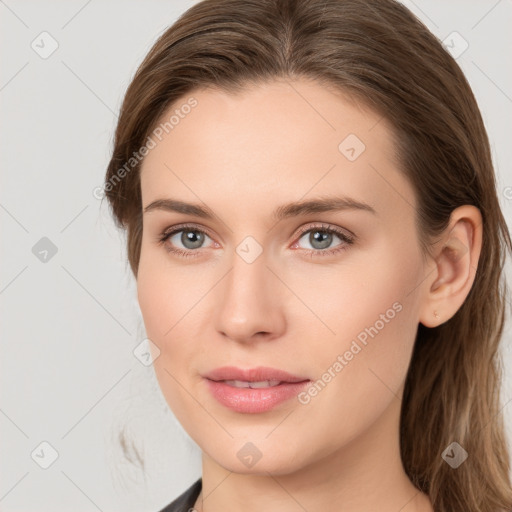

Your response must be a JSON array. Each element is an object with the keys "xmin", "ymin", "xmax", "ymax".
[
  {"xmin": 223, "ymin": 379, "xmax": 281, "ymax": 388},
  {"xmin": 203, "ymin": 366, "xmax": 309, "ymax": 383},
  {"xmin": 202, "ymin": 366, "xmax": 310, "ymax": 413}
]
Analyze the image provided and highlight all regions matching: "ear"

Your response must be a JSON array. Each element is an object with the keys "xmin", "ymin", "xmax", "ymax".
[{"xmin": 418, "ymin": 205, "xmax": 483, "ymax": 328}]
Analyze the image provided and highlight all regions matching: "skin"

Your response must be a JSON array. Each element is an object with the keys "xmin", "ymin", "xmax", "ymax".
[{"xmin": 137, "ymin": 78, "xmax": 482, "ymax": 512}]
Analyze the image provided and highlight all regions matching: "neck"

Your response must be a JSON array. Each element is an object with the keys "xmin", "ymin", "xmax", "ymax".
[{"xmin": 193, "ymin": 397, "xmax": 433, "ymax": 512}]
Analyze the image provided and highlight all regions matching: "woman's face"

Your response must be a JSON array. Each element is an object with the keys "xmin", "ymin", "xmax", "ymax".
[{"xmin": 137, "ymin": 78, "xmax": 431, "ymax": 474}]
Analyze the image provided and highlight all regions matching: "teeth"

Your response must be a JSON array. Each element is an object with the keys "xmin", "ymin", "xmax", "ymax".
[
  {"xmin": 223, "ymin": 379, "xmax": 281, "ymax": 388},
  {"xmin": 248, "ymin": 380, "xmax": 281, "ymax": 388}
]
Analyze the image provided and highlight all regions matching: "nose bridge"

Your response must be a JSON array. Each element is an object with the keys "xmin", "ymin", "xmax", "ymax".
[
  {"xmin": 214, "ymin": 240, "xmax": 285, "ymax": 341},
  {"xmin": 224, "ymin": 244, "xmax": 272, "ymax": 312}
]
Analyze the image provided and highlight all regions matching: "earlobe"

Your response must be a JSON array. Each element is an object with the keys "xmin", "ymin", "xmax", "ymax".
[{"xmin": 419, "ymin": 205, "xmax": 482, "ymax": 328}]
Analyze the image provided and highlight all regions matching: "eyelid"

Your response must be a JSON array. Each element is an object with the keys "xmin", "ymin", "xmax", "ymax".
[
  {"xmin": 293, "ymin": 222, "xmax": 355, "ymax": 242},
  {"xmin": 159, "ymin": 222, "xmax": 354, "ymax": 242},
  {"xmin": 157, "ymin": 221, "xmax": 355, "ymax": 257},
  {"xmin": 160, "ymin": 222, "xmax": 215, "ymax": 241}
]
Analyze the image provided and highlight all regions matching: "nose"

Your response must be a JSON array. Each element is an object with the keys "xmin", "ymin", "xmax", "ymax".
[{"xmin": 213, "ymin": 247, "xmax": 287, "ymax": 345}]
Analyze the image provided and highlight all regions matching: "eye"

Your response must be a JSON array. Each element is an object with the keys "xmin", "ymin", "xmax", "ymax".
[
  {"xmin": 156, "ymin": 222, "xmax": 355, "ymax": 259},
  {"xmin": 157, "ymin": 223, "xmax": 214, "ymax": 259},
  {"xmin": 292, "ymin": 223, "xmax": 354, "ymax": 257}
]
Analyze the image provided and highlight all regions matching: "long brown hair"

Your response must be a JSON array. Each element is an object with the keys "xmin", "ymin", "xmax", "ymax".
[{"xmin": 104, "ymin": 0, "xmax": 512, "ymax": 510}]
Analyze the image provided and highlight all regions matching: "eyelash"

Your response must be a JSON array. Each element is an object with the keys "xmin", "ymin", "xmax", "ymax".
[{"xmin": 156, "ymin": 222, "xmax": 355, "ymax": 259}]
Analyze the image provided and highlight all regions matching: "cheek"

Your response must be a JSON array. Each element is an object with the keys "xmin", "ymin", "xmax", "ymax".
[
  {"xmin": 136, "ymin": 245, "xmax": 207, "ymax": 340},
  {"xmin": 136, "ymin": 266, "xmax": 172, "ymax": 343},
  {"xmin": 136, "ymin": 247, "xmax": 217, "ymax": 391},
  {"xmin": 136, "ymin": 252, "xmax": 188, "ymax": 377},
  {"xmin": 304, "ymin": 243, "xmax": 422, "ymax": 384},
  {"xmin": 288, "ymin": 241, "xmax": 421, "ymax": 348},
  {"xmin": 290, "ymin": 254, "xmax": 422, "ymax": 453},
  {"xmin": 137, "ymin": 263, "xmax": 195, "ymax": 420}
]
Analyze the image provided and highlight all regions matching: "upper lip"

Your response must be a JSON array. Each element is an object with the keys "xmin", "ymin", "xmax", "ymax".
[{"xmin": 203, "ymin": 366, "xmax": 309, "ymax": 383}]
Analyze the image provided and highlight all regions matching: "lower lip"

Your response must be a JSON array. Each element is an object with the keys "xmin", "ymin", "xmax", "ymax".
[{"xmin": 204, "ymin": 379, "xmax": 310, "ymax": 413}]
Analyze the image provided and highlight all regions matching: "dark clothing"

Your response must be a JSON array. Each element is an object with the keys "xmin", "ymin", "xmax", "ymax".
[{"xmin": 158, "ymin": 478, "xmax": 202, "ymax": 512}]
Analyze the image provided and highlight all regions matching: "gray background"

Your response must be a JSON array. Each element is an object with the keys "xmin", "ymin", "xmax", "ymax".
[{"xmin": 1, "ymin": 1, "xmax": 511, "ymax": 510}]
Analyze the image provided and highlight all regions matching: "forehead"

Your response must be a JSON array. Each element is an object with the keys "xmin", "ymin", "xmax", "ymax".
[{"xmin": 139, "ymin": 79, "xmax": 415, "ymax": 223}]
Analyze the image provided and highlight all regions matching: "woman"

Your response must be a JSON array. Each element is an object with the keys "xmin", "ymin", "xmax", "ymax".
[{"xmin": 104, "ymin": 0, "xmax": 512, "ymax": 510}]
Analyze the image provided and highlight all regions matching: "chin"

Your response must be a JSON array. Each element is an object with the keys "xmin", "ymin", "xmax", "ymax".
[{"xmin": 202, "ymin": 438, "xmax": 311, "ymax": 476}]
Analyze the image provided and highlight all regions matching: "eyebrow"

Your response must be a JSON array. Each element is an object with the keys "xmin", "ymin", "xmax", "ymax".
[{"xmin": 143, "ymin": 195, "xmax": 376, "ymax": 221}]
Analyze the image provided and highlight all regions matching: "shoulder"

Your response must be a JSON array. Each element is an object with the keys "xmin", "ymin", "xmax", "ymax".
[{"xmin": 157, "ymin": 478, "xmax": 202, "ymax": 512}]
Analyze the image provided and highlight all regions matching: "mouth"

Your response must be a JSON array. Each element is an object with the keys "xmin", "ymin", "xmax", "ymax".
[
  {"xmin": 202, "ymin": 366, "xmax": 310, "ymax": 413},
  {"xmin": 221, "ymin": 379, "xmax": 283, "ymax": 388},
  {"xmin": 203, "ymin": 365, "xmax": 309, "ymax": 383}
]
